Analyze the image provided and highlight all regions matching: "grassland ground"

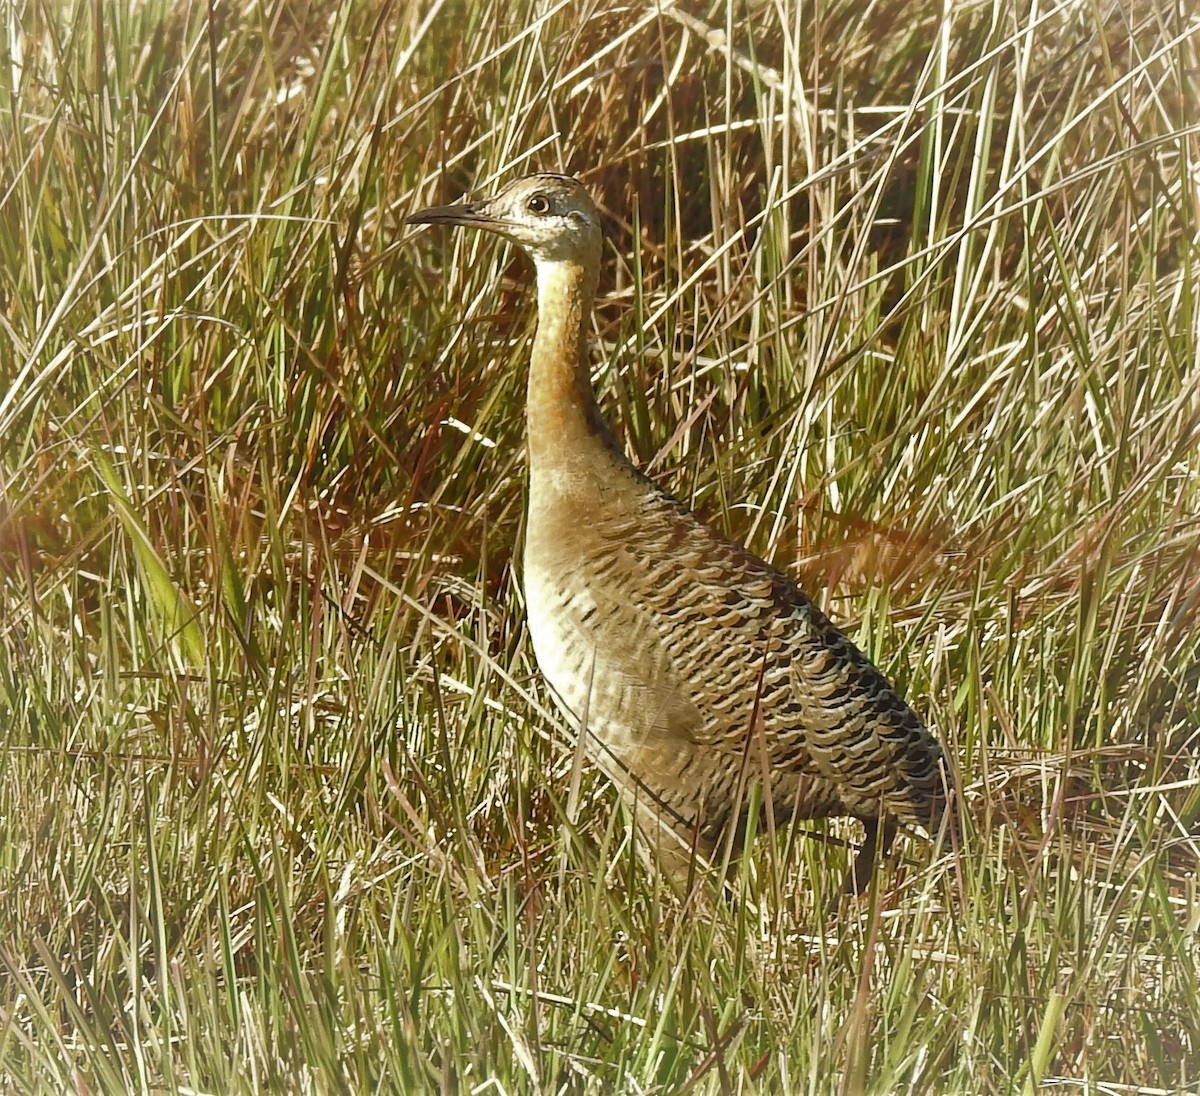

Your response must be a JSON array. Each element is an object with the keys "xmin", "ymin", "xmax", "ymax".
[{"xmin": 1, "ymin": 0, "xmax": 1198, "ymax": 1091}]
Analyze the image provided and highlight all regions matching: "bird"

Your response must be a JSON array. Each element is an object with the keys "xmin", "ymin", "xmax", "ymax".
[{"xmin": 406, "ymin": 172, "xmax": 953, "ymax": 895}]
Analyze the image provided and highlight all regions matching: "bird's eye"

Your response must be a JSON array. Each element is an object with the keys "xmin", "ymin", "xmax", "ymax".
[{"xmin": 526, "ymin": 194, "xmax": 551, "ymax": 214}]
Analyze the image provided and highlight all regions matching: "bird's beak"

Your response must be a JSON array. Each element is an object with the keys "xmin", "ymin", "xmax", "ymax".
[{"xmin": 405, "ymin": 199, "xmax": 503, "ymax": 230}]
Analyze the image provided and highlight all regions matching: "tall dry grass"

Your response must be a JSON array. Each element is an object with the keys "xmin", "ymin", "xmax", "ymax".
[{"xmin": 1, "ymin": 0, "xmax": 1198, "ymax": 1091}]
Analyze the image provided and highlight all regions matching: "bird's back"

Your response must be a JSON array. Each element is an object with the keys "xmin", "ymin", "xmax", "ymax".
[{"xmin": 524, "ymin": 454, "xmax": 949, "ymax": 865}]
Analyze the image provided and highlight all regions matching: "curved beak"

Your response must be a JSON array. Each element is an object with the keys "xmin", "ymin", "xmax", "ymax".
[{"xmin": 405, "ymin": 199, "xmax": 502, "ymax": 230}]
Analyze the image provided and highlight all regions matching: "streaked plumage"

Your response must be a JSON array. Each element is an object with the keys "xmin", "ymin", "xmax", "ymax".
[{"xmin": 407, "ymin": 173, "xmax": 952, "ymax": 891}]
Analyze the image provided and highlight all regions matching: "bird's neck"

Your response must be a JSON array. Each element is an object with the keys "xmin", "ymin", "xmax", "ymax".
[{"xmin": 527, "ymin": 258, "xmax": 622, "ymax": 479}]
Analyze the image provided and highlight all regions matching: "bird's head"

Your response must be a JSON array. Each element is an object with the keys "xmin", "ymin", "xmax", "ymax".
[{"xmin": 405, "ymin": 173, "xmax": 602, "ymax": 268}]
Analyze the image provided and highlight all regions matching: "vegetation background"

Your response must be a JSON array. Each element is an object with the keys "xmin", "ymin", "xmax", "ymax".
[{"xmin": 1, "ymin": 0, "xmax": 1198, "ymax": 1091}]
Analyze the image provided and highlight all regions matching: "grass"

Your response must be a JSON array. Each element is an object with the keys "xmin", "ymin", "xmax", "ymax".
[{"xmin": 1, "ymin": 0, "xmax": 1198, "ymax": 1091}]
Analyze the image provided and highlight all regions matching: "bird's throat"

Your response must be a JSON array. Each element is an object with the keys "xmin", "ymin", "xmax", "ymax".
[{"xmin": 526, "ymin": 258, "xmax": 620, "ymax": 482}]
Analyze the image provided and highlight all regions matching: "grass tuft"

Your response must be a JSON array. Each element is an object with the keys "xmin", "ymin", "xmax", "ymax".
[{"xmin": 2, "ymin": 0, "xmax": 1198, "ymax": 1091}]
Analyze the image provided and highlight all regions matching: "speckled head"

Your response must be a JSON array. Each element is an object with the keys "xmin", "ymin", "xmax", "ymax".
[{"xmin": 406, "ymin": 173, "xmax": 602, "ymax": 268}]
